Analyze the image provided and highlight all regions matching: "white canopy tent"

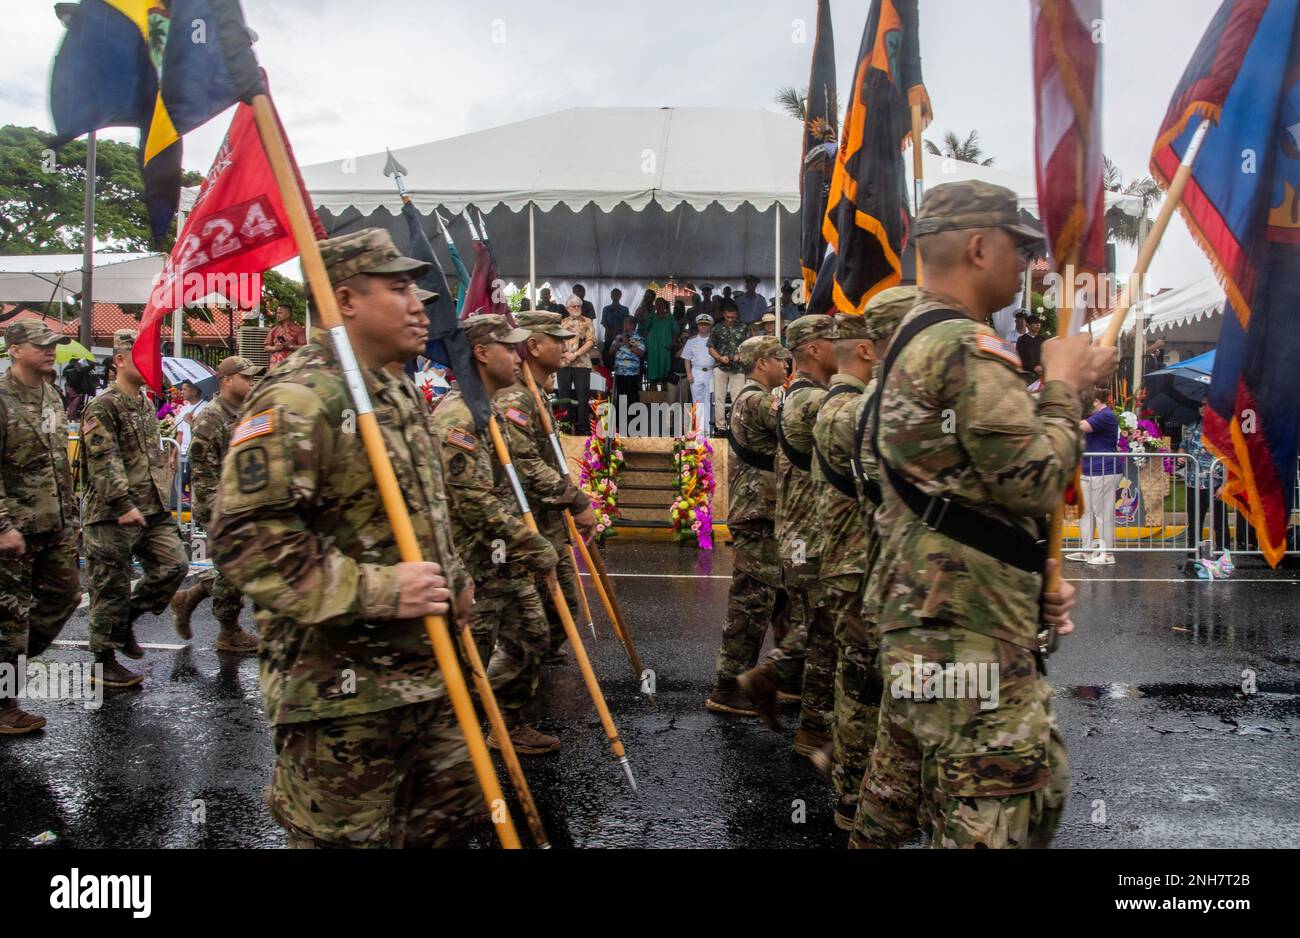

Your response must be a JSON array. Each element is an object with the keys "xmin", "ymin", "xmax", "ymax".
[
  {"xmin": 0, "ymin": 252, "xmax": 163, "ymax": 304},
  {"xmin": 301, "ymin": 105, "xmax": 1144, "ymax": 324},
  {"xmin": 1089, "ymin": 279, "xmax": 1225, "ymax": 343}
]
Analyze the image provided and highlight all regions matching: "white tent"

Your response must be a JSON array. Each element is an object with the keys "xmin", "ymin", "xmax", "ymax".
[
  {"xmin": 301, "ymin": 105, "xmax": 1143, "ymax": 288},
  {"xmin": 1089, "ymin": 280, "xmax": 1225, "ymax": 342},
  {"xmin": 0, "ymin": 252, "xmax": 164, "ymax": 304}
]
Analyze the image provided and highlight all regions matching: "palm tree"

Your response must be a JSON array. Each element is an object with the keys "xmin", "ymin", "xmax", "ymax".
[
  {"xmin": 1103, "ymin": 155, "xmax": 1159, "ymax": 247},
  {"xmin": 923, "ymin": 129, "xmax": 995, "ymax": 166},
  {"xmin": 775, "ymin": 86, "xmax": 807, "ymax": 121}
]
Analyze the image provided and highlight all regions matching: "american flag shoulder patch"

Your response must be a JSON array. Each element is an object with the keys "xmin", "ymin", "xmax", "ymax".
[
  {"xmin": 974, "ymin": 334, "xmax": 1022, "ymax": 369},
  {"xmin": 505, "ymin": 406, "xmax": 530, "ymax": 428},
  {"xmin": 446, "ymin": 427, "xmax": 478, "ymax": 453},
  {"xmin": 81, "ymin": 416, "xmax": 100, "ymax": 434},
  {"xmin": 231, "ymin": 409, "xmax": 275, "ymax": 446}
]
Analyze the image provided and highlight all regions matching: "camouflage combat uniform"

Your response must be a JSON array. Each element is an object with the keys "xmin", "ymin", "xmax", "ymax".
[
  {"xmin": 771, "ymin": 315, "xmax": 837, "ymax": 740},
  {"xmin": 189, "ymin": 392, "xmax": 247, "ymax": 625},
  {"xmin": 432, "ymin": 376, "xmax": 558, "ymax": 715},
  {"xmin": 493, "ymin": 311, "xmax": 590, "ymax": 657},
  {"xmin": 80, "ymin": 331, "xmax": 188, "ymax": 656},
  {"xmin": 0, "ymin": 332, "xmax": 80, "ymax": 693},
  {"xmin": 711, "ymin": 337, "xmax": 794, "ymax": 695},
  {"xmin": 209, "ymin": 229, "xmax": 477, "ymax": 848},
  {"xmin": 851, "ymin": 189, "xmax": 1079, "ymax": 849}
]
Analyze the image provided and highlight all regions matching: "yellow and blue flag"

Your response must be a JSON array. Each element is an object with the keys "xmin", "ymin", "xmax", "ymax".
[{"xmin": 50, "ymin": 0, "xmax": 262, "ymax": 244}]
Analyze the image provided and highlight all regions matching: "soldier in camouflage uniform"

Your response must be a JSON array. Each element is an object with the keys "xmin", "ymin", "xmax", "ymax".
[
  {"xmin": 806, "ymin": 295, "xmax": 915, "ymax": 829},
  {"xmin": 849, "ymin": 182, "xmax": 1113, "ymax": 848},
  {"xmin": 169, "ymin": 356, "xmax": 263, "ymax": 652},
  {"xmin": 80, "ymin": 330, "xmax": 189, "ymax": 689},
  {"xmin": 209, "ymin": 229, "xmax": 479, "ymax": 848},
  {"xmin": 735, "ymin": 315, "xmax": 838, "ymax": 757},
  {"xmin": 0, "ymin": 322, "xmax": 80, "ymax": 733},
  {"xmin": 706, "ymin": 335, "xmax": 792, "ymax": 717},
  {"xmin": 432, "ymin": 314, "xmax": 562, "ymax": 755},
  {"xmin": 493, "ymin": 311, "xmax": 598, "ymax": 662}
]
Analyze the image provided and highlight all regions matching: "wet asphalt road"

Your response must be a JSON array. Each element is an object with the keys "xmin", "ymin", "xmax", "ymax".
[{"xmin": 3, "ymin": 542, "xmax": 1298, "ymax": 849}]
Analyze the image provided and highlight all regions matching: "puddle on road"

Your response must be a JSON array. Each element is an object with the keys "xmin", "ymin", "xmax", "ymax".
[{"xmin": 1063, "ymin": 682, "xmax": 1300, "ymax": 702}]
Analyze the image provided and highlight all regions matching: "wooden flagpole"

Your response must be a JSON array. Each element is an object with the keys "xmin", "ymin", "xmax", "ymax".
[
  {"xmin": 911, "ymin": 104, "xmax": 925, "ymax": 286},
  {"xmin": 248, "ymin": 94, "xmax": 521, "ymax": 849}
]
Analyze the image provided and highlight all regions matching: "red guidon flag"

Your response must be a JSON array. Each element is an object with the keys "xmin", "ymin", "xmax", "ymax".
[
  {"xmin": 133, "ymin": 96, "xmax": 324, "ymax": 392},
  {"xmin": 1031, "ymin": 0, "xmax": 1106, "ymax": 332}
]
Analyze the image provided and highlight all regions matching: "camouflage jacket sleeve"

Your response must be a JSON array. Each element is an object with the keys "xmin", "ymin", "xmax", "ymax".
[
  {"xmin": 0, "ymin": 396, "xmax": 9, "ymax": 532},
  {"xmin": 955, "ymin": 332, "xmax": 1082, "ymax": 517},
  {"xmin": 81, "ymin": 396, "xmax": 134, "ymax": 518},
  {"xmin": 187, "ymin": 406, "xmax": 224, "ymax": 529},
  {"xmin": 495, "ymin": 386, "xmax": 590, "ymax": 513},
  {"xmin": 210, "ymin": 381, "xmax": 403, "ymax": 626}
]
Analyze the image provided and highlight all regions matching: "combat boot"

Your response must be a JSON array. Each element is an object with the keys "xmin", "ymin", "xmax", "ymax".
[
  {"xmin": 705, "ymin": 687, "xmax": 759, "ymax": 717},
  {"xmin": 0, "ymin": 697, "xmax": 46, "ymax": 735},
  {"xmin": 834, "ymin": 795, "xmax": 856, "ymax": 831},
  {"xmin": 488, "ymin": 720, "xmax": 560, "ymax": 756},
  {"xmin": 93, "ymin": 651, "xmax": 143, "ymax": 689},
  {"xmin": 736, "ymin": 661, "xmax": 782, "ymax": 731},
  {"xmin": 793, "ymin": 727, "xmax": 832, "ymax": 757},
  {"xmin": 809, "ymin": 741, "xmax": 833, "ymax": 778},
  {"xmin": 542, "ymin": 646, "xmax": 570, "ymax": 664},
  {"xmin": 169, "ymin": 579, "xmax": 211, "ymax": 640},
  {"xmin": 120, "ymin": 626, "xmax": 145, "ymax": 660},
  {"xmin": 214, "ymin": 620, "xmax": 259, "ymax": 654}
]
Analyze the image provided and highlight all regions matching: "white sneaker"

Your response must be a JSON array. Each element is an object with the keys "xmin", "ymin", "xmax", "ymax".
[
  {"xmin": 1065, "ymin": 552, "xmax": 1091, "ymax": 561},
  {"xmin": 1086, "ymin": 553, "xmax": 1116, "ymax": 565}
]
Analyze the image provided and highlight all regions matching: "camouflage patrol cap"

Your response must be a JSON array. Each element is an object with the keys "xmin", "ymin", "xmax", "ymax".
[
  {"xmin": 863, "ymin": 286, "xmax": 919, "ymax": 341},
  {"xmin": 216, "ymin": 356, "xmax": 264, "ymax": 378},
  {"xmin": 515, "ymin": 310, "xmax": 575, "ymax": 339},
  {"xmin": 784, "ymin": 313, "xmax": 838, "ymax": 350},
  {"xmin": 413, "ymin": 286, "xmax": 440, "ymax": 304},
  {"xmin": 831, "ymin": 312, "xmax": 874, "ymax": 341},
  {"xmin": 317, "ymin": 228, "xmax": 431, "ymax": 285},
  {"xmin": 463, "ymin": 313, "xmax": 531, "ymax": 347},
  {"xmin": 914, "ymin": 181, "xmax": 1044, "ymax": 243},
  {"xmin": 4, "ymin": 320, "xmax": 69, "ymax": 348},
  {"xmin": 113, "ymin": 329, "xmax": 137, "ymax": 355},
  {"xmin": 736, "ymin": 335, "xmax": 790, "ymax": 371}
]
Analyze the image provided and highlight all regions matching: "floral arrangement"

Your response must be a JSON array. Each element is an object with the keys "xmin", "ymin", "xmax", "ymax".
[
  {"xmin": 579, "ymin": 406, "xmax": 623, "ymax": 542},
  {"xmin": 670, "ymin": 419, "xmax": 716, "ymax": 550},
  {"xmin": 1118, "ymin": 410, "xmax": 1174, "ymax": 473}
]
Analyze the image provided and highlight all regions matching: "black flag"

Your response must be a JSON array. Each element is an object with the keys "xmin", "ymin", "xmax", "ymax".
[
  {"xmin": 800, "ymin": 0, "xmax": 838, "ymax": 299},
  {"xmin": 401, "ymin": 200, "xmax": 490, "ymax": 431}
]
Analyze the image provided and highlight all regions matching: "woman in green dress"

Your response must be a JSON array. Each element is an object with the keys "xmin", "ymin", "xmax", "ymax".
[{"xmin": 642, "ymin": 297, "xmax": 680, "ymax": 388}]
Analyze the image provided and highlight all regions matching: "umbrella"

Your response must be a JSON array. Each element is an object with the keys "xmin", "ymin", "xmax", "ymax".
[
  {"xmin": 1144, "ymin": 350, "xmax": 1215, "ymax": 426},
  {"xmin": 56, "ymin": 339, "xmax": 95, "ymax": 363},
  {"xmin": 161, "ymin": 356, "xmax": 220, "ymax": 398}
]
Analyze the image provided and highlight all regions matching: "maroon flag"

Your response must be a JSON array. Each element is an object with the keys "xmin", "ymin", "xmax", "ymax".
[
  {"xmin": 133, "ymin": 97, "xmax": 324, "ymax": 391},
  {"xmin": 1031, "ymin": 0, "xmax": 1106, "ymax": 330},
  {"xmin": 459, "ymin": 239, "xmax": 510, "ymax": 320}
]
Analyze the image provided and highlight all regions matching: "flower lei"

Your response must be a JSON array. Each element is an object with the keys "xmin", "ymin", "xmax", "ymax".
[
  {"xmin": 1118, "ymin": 411, "xmax": 1174, "ymax": 473},
  {"xmin": 579, "ymin": 406, "xmax": 623, "ymax": 542},
  {"xmin": 670, "ymin": 423, "xmax": 715, "ymax": 549}
]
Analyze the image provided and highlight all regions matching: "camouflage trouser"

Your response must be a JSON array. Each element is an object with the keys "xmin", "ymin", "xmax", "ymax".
[
  {"xmin": 469, "ymin": 578, "xmax": 549, "ymax": 714},
  {"xmin": 784, "ymin": 564, "xmax": 833, "ymax": 735},
  {"xmin": 850, "ymin": 622, "xmax": 1068, "ymax": 849},
  {"xmin": 196, "ymin": 568, "xmax": 245, "ymax": 624},
  {"xmin": 715, "ymin": 523, "xmax": 793, "ymax": 690},
  {"xmin": 269, "ymin": 697, "xmax": 478, "ymax": 849},
  {"xmin": 0, "ymin": 528, "xmax": 80, "ymax": 688},
  {"xmin": 83, "ymin": 515, "xmax": 188, "ymax": 654},
  {"xmin": 538, "ymin": 517, "xmax": 582, "ymax": 654},
  {"xmin": 827, "ymin": 580, "xmax": 882, "ymax": 807}
]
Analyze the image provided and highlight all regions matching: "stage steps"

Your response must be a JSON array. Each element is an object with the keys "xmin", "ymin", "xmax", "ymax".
[{"xmin": 614, "ymin": 448, "xmax": 679, "ymax": 527}]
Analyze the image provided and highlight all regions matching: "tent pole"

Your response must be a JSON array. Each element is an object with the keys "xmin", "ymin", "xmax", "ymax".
[
  {"xmin": 1131, "ymin": 213, "xmax": 1151, "ymax": 397},
  {"xmin": 774, "ymin": 207, "xmax": 781, "ymax": 341},
  {"xmin": 529, "ymin": 201, "xmax": 537, "ymax": 307},
  {"xmin": 172, "ymin": 207, "xmax": 188, "ymax": 359}
]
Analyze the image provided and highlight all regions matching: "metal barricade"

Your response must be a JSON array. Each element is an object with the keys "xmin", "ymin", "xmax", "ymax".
[
  {"xmin": 1205, "ymin": 456, "xmax": 1300, "ymax": 558},
  {"xmin": 1061, "ymin": 451, "xmax": 1200, "ymax": 556}
]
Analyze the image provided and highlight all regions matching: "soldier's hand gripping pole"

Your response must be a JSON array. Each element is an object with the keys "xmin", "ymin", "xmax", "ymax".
[
  {"xmin": 487, "ymin": 416, "xmax": 637, "ymax": 791},
  {"xmin": 251, "ymin": 94, "xmax": 522, "ymax": 848},
  {"xmin": 518, "ymin": 365, "xmax": 650, "ymax": 696}
]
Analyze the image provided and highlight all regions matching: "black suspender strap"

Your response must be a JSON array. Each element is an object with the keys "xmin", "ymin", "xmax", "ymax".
[
  {"xmin": 851, "ymin": 387, "xmax": 883, "ymax": 505},
  {"xmin": 872, "ymin": 309, "xmax": 1048, "ymax": 575},
  {"xmin": 813, "ymin": 383, "xmax": 862, "ymax": 500},
  {"xmin": 775, "ymin": 379, "xmax": 816, "ymax": 472},
  {"xmin": 727, "ymin": 387, "xmax": 775, "ymax": 472}
]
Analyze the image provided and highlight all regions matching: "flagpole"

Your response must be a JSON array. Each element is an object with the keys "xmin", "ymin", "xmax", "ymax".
[
  {"xmin": 247, "ymin": 93, "xmax": 522, "ymax": 849},
  {"xmin": 774, "ymin": 208, "xmax": 782, "ymax": 339},
  {"xmin": 911, "ymin": 103, "xmax": 925, "ymax": 286}
]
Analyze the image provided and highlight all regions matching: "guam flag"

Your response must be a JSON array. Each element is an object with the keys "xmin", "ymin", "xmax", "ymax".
[
  {"xmin": 822, "ymin": 0, "xmax": 930, "ymax": 314},
  {"xmin": 50, "ymin": 0, "xmax": 262, "ymax": 244},
  {"xmin": 1152, "ymin": 0, "xmax": 1300, "ymax": 565}
]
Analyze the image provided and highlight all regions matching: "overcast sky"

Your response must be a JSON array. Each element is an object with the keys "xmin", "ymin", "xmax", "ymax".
[{"xmin": 4, "ymin": 0, "xmax": 1225, "ymax": 290}]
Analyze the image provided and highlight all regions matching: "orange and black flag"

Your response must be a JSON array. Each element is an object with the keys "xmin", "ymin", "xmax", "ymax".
[
  {"xmin": 799, "ymin": 0, "xmax": 838, "ymax": 301},
  {"xmin": 50, "ymin": 0, "xmax": 262, "ymax": 245},
  {"xmin": 822, "ymin": 0, "xmax": 930, "ymax": 313}
]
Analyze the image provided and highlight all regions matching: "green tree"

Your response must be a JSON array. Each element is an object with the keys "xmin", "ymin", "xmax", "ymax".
[
  {"xmin": 0, "ymin": 124, "xmax": 201, "ymax": 254},
  {"xmin": 261, "ymin": 269, "xmax": 306, "ymax": 322},
  {"xmin": 923, "ymin": 129, "xmax": 995, "ymax": 166},
  {"xmin": 1103, "ymin": 154, "xmax": 1159, "ymax": 247},
  {"xmin": 775, "ymin": 86, "xmax": 807, "ymax": 121}
]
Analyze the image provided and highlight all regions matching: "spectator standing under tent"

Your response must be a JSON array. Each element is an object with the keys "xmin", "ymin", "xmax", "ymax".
[{"xmin": 558, "ymin": 295, "xmax": 597, "ymax": 432}]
